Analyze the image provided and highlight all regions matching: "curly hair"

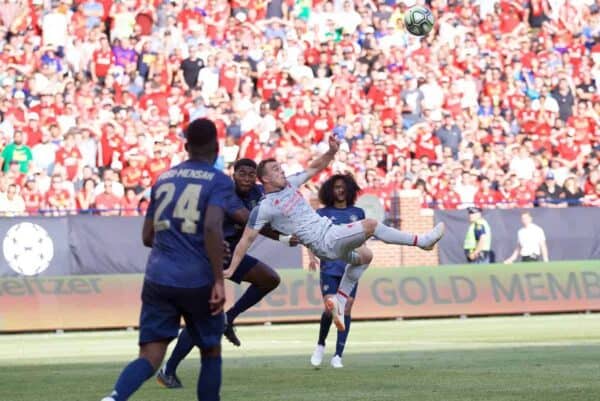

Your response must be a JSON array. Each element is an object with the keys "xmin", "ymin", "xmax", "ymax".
[{"xmin": 318, "ymin": 173, "xmax": 361, "ymax": 207}]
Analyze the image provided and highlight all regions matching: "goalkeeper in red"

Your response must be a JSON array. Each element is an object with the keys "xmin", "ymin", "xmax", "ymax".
[{"xmin": 225, "ymin": 136, "xmax": 445, "ymax": 332}]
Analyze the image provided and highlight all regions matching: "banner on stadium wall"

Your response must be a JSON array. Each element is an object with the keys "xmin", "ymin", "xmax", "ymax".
[
  {"xmin": 0, "ymin": 216, "xmax": 302, "ymax": 278},
  {"xmin": 1, "ymin": 261, "xmax": 600, "ymax": 332},
  {"xmin": 435, "ymin": 208, "xmax": 600, "ymax": 265}
]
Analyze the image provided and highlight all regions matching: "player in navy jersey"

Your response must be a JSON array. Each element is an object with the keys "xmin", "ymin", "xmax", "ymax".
[
  {"xmin": 308, "ymin": 174, "xmax": 364, "ymax": 369},
  {"xmin": 100, "ymin": 118, "xmax": 231, "ymax": 401},
  {"xmin": 156, "ymin": 158, "xmax": 299, "ymax": 389}
]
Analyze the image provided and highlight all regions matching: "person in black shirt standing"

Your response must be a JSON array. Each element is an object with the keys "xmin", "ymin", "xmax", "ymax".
[
  {"xmin": 551, "ymin": 78, "xmax": 575, "ymax": 122},
  {"xmin": 179, "ymin": 47, "xmax": 205, "ymax": 91}
]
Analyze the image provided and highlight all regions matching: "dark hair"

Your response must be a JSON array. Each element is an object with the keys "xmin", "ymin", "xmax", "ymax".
[
  {"xmin": 185, "ymin": 118, "xmax": 217, "ymax": 149},
  {"xmin": 257, "ymin": 158, "xmax": 277, "ymax": 182},
  {"xmin": 318, "ymin": 173, "xmax": 361, "ymax": 207},
  {"xmin": 234, "ymin": 158, "xmax": 257, "ymax": 172}
]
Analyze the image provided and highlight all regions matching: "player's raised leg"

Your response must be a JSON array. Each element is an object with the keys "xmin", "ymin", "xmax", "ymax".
[
  {"xmin": 363, "ymin": 218, "xmax": 445, "ymax": 250},
  {"xmin": 225, "ymin": 259, "xmax": 280, "ymax": 346},
  {"xmin": 327, "ymin": 246, "xmax": 372, "ymax": 332}
]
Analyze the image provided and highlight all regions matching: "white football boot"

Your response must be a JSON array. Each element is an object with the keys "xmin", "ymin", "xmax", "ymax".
[{"xmin": 310, "ymin": 344, "xmax": 325, "ymax": 367}]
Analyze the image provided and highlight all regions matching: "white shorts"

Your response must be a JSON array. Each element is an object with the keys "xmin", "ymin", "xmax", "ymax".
[{"xmin": 311, "ymin": 222, "xmax": 366, "ymax": 262}]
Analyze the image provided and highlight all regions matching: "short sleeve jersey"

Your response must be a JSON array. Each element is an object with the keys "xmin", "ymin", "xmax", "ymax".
[
  {"xmin": 247, "ymin": 172, "xmax": 333, "ymax": 247},
  {"xmin": 144, "ymin": 160, "xmax": 235, "ymax": 288}
]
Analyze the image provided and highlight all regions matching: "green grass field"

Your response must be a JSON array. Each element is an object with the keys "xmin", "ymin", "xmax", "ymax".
[{"xmin": 2, "ymin": 314, "xmax": 600, "ymax": 401}]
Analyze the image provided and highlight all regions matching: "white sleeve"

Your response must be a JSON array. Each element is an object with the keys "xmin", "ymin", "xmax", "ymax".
[
  {"xmin": 286, "ymin": 171, "xmax": 310, "ymax": 189},
  {"xmin": 247, "ymin": 203, "xmax": 271, "ymax": 231}
]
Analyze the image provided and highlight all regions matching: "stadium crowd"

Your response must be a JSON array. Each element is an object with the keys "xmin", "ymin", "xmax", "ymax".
[{"xmin": 0, "ymin": 0, "xmax": 598, "ymax": 217}]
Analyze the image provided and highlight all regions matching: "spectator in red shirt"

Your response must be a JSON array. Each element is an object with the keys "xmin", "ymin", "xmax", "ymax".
[
  {"xmin": 94, "ymin": 181, "xmax": 122, "ymax": 216},
  {"xmin": 76, "ymin": 178, "xmax": 97, "ymax": 214},
  {"xmin": 121, "ymin": 188, "xmax": 141, "ymax": 216},
  {"xmin": 474, "ymin": 177, "xmax": 503, "ymax": 209},
  {"xmin": 20, "ymin": 178, "xmax": 43, "ymax": 215},
  {"xmin": 55, "ymin": 131, "xmax": 83, "ymax": 182},
  {"xmin": 45, "ymin": 174, "xmax": 74, "ymax": 216}
]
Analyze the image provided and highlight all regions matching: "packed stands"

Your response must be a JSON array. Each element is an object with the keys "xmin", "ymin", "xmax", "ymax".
[{"xmin": 0, "ymin": 0, "xmax": 598, "ymax": 216}]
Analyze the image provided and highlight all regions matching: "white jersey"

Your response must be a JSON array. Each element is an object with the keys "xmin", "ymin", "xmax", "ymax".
[
  {"xmin": 248, "ymin": 172, "xmax": 333, "ymax": 248},
  {"xmin": 517, "ymin": 223, "xmax": 546, "ymax": 257}
]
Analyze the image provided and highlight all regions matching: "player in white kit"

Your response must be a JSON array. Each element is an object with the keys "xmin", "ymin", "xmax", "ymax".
[{"xmin": 224, "ymin": 137, "xmax": 445, "ymax": 331}]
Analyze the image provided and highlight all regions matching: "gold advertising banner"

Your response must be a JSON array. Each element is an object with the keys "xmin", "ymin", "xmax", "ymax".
[{"xmin": 1, "ymin": 261, "xmax": 599, "ymax": 332}]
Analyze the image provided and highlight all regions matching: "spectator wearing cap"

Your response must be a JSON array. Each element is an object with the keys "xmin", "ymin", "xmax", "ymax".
[
  {"xmin": 1, "ymin": 130, "xmax": 32, "ymax": 174},
  {"xmin": 463, "ymin": 207, "xmax": 492, "ymax": 264},
  {"xmin": 504, "ymin": 211, "xmax": 549, "ymax": 264},
  {"xmin": 535, "ymin": 171, "xmax": 563, "ymax": 207}
]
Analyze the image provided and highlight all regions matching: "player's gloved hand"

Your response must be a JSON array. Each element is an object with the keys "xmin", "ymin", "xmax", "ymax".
[{"xmin": 210, "ymin": 281, "xmax": 225, "ymax": 315}]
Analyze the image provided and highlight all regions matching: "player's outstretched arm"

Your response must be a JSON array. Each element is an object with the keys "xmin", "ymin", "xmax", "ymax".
[
  {"xmin": 305, "ymin": 135, "xmax": 340, "ymax": 180},
  {"xmin": 224, "ymin": 225, "xmax": 260, "ymax": 278},
  {"xmin": 259, "ymin": 224, "xmax": 300, "ymax": 246},
  {"xmin": 229, "ymin": 208, "xmax": 298, "ymax": 246}
]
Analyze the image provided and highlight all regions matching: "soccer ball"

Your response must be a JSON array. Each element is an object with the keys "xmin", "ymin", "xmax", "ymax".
[{"xmin": 404, "ymin": 6, "xmax": 435, "ymax": 37}]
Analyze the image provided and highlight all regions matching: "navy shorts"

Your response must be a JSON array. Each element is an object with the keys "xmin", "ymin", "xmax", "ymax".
[
  {"xmin": 228, "ymin": 254, "xmax": 258, "ymax": 284},
  {"xmin": 320, "ymin": 273, "xmax": 357, "ymax": 298},
  {"xmin": 139, "ymin": 280, "xmax": 224, "ymax": 349}
]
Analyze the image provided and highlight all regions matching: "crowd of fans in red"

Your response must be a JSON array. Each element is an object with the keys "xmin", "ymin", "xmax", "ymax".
[{"xmin": 0, "ymin": 0, "xmax": 598, "ymax": 216}]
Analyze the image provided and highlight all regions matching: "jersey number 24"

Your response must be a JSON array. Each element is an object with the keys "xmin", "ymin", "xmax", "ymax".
[{"xmin": 153, "ymin": 183, "xmax": 202, "ymax": 234}]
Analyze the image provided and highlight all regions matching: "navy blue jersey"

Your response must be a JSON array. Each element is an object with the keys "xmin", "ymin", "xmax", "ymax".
[
  {"xmin": 223, "ymin": 184, "xmax": 264, "ymax": 247},
  {"xmin": 317, "ymin": 206, "xmax": 366, "ymax": 276},
  {"xmin": 144, "ymin": 160, "xmax": 235, "ymax": 288}
]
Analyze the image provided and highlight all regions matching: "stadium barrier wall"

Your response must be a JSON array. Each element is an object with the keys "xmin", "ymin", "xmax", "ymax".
[
  {"xmin": 0, "ymin": 216, "xmax": 302, "ymax": 277},
  {"xmin": 435, "ymin": 207, "xmax": 600, "ymax": 265},
  {"xmin": 1, "ymin": 261, "xmax": 600, "ymax": 332}
]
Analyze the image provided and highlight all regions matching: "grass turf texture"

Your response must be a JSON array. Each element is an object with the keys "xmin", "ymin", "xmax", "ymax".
[{"xmin": 1, "ymin": 314, "xmax": 600, "ymax": 401}]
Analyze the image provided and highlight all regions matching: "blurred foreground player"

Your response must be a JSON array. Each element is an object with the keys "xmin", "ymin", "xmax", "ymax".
[
  {"xmin": 309, "ymin": 173, "xmax": 365, "ymax": 368},
  {"xmin": 225, "ymin": 136, "xmax": 445, "ymax": 334},
  {"xmin": 101, "ymin": 118, "xmax": 232, "ymax": 401},
  {"xmin": 157, "ymin": 158, "xmax": 299, "ymax": 388}
]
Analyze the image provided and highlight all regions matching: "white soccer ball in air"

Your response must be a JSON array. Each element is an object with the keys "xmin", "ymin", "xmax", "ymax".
[
  {"xmin": 404, "ymin": 6, "xmax": 435, "ymax": 37},
  {"xmin": 3, "ymin": 222, "xmax": 54, "ymax": 276}
]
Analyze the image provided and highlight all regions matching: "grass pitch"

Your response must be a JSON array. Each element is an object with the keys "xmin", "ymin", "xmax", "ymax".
[{"xmin": 2, "ymin": 314, "xmax": 600, "ymax": 401}]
